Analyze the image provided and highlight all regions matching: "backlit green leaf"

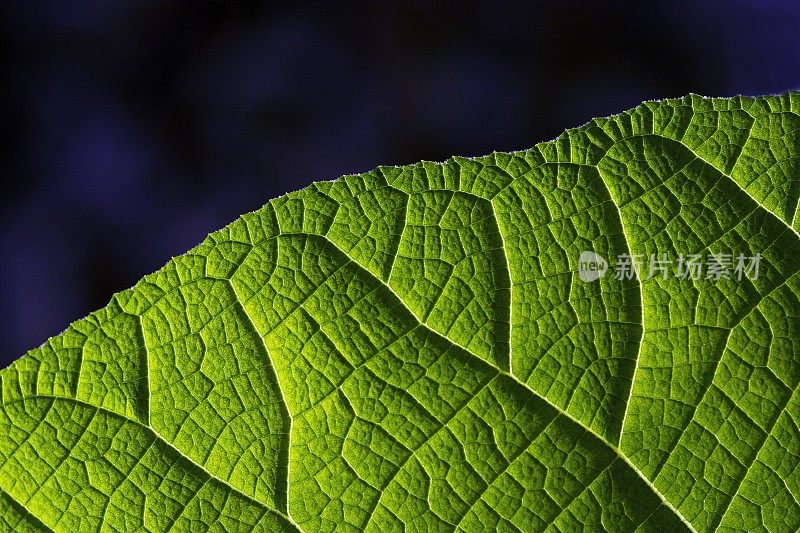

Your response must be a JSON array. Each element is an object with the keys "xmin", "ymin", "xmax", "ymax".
[{"xmin": 2, "ymin": 93, "xmax": 799, "ymax": 532}]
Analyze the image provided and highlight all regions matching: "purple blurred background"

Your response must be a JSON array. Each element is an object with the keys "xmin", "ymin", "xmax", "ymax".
[{"xmin": 2, "ymin": 1, "xmax": 799, "ymax": 365}]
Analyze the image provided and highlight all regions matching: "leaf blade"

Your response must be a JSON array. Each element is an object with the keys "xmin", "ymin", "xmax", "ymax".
[{"xmin": 2, "ymin": 92, "xmax": 799, "ymax": 531}]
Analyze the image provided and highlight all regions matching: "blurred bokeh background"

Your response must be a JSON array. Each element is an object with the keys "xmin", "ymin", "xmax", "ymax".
[{"xmin": 1, "ymin": 1, "xmax": 799, "ymax": 364}]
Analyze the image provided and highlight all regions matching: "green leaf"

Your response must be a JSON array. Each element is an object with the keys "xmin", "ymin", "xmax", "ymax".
[{"xmin": 2, "ymin": 93, "xmax": 799, "ymax": 532}]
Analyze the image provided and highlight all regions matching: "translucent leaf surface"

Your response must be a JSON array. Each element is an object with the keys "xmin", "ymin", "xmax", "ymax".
[{"xmin": 2, "ymin": 93, "xmax": 799, "ymax": 532}]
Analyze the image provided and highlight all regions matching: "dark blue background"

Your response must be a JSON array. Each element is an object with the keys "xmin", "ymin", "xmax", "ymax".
[{"xmin": 2, "ymin": 1, "xmax": 799, "ymax": 365}]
